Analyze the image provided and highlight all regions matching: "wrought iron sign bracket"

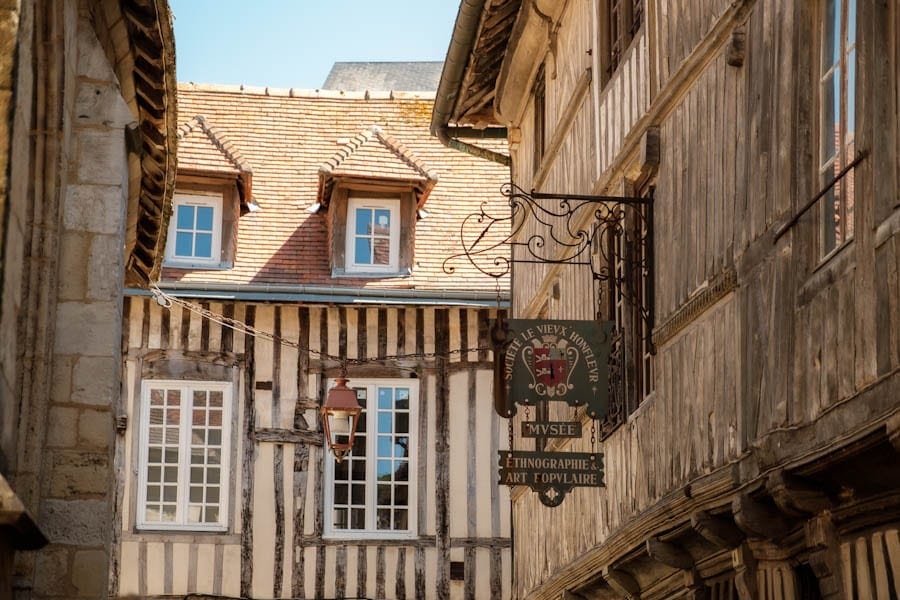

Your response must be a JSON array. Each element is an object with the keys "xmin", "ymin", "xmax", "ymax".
[{"xmin": 443, "ymin": 182, "xmax": 655, "ymax": 355}]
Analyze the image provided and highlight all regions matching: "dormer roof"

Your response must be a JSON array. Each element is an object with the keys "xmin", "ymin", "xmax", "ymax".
[
  {"xmin": 317, "ymin": 125, "xmax": 438, "ymax": 207},
  {"xmin": 178, "ymin": 115, "xmax": 254, "ymax": 207}
]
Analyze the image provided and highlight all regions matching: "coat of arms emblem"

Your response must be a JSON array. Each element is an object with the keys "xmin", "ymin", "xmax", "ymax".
[{"xmin": 522, "ymin": 335, "xmax": 579, "ymax": 398}]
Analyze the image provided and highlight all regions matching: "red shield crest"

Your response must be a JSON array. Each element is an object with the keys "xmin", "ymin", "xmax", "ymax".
[{"xmin": 534, "ymin": 346, "xmax": 567, "ymax": 387}]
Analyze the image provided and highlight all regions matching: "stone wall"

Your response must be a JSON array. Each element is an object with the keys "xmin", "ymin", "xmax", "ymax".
[{"xmin": 0, "ymin": 1, "xmax": 139, "ymax": 597}]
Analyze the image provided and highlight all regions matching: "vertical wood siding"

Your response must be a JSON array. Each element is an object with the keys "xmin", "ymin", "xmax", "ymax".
[
  {"xmin": 115, "ymin": 298, "xmax": 511, "ymax": 599},
  {"xmin": 506, "ymin": 0, "xmax": 900, "ymax": 596}
]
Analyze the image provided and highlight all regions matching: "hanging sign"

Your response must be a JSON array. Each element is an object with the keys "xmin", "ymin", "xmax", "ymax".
[
  {"xmin": 495, "ymin": 319, "xmax": 615, "ymax": 419},
  {"xmin": 499, "ymin": 450, "xmax": 605, "ymax": 507}
]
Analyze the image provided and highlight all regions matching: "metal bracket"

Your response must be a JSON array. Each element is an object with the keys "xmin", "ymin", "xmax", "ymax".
[{"xmin": 442, "ymin": 182, "xmax": 655, "ymax": 353}]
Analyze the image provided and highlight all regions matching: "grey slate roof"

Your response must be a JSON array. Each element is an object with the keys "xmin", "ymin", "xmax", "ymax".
[{"xmin": 322, "ymin": 61, "xmax": 444, "ymax": 92}]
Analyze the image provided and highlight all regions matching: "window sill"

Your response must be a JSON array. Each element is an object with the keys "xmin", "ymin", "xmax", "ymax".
[
  {"xmin": 123, "ymin": 530, "xmax": 239, "ymax": 543},
  {"xmin": 798, "ymin": 238, "xmax": 856, "ymax": 307},
  {"xmin": 332, "ymin": 267, "xmax": 412, "ymax": 279},
  {"xmin": 135, "ymin": 524, "xmax": 229, "ymax": 534},
  {"xmin": 322, "ymin": 530, "xmax": 417, "ymax": 542},
  {"xmin": 163, "ymin": 260, "xmax": 234, "ymax": 271}
]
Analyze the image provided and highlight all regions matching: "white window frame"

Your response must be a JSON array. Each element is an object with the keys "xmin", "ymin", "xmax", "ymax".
[
  {"xmin": 164, "ymin": 193, "xmax": 223, "ymax": 268},
  {"xmin": 136, "ymin": 379, "xmax": 233, "ymax": 532},
  {"xmin": 345, "ymin": 197, "xmax": 401, "ymax": 273},
  {"xmin": 323, "ymin": 378, "xmax": 419, "ymax": 540}
]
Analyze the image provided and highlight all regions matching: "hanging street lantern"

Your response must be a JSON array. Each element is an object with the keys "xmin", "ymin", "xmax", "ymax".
[{"xmin": 321, "ymin": 377, "xmax": 362, "ymax": 462}]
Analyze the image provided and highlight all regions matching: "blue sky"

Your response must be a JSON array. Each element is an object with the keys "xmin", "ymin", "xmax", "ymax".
[{"xmin": 170, "ymin": 0, "xmax": 460, "ymax": 89}]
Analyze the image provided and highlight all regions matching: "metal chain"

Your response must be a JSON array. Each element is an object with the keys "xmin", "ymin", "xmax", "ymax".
[{"xmin": 150, "ymin": 285, "xmax": 493, "ymax": 365}]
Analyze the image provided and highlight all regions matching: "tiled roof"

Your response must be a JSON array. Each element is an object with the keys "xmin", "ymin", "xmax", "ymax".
[
  {"xmin": 166, "ymin": 84, "xmax": 510, "ymax": 293},
  {"xmin": 317, "ymin": 125, "xmax": 438, "ymax": 206},
  {"xmin": 322, "ymin": 61, "xmax": 444, "ymax": 92}
]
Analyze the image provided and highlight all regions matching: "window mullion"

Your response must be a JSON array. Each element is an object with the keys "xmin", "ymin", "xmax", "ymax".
[
  {"xmin": 366, "ymin": 384, "xmax": 377, "ymax": 532},
  {"xmin": 179, "ymin": 385, "xmax": 192, "ymax": 526}
]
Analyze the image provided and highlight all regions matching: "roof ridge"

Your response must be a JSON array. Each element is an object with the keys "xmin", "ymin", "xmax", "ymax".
[{"xmin": 177, "ymin": 82, "xmax": 437, "ymax": 101}]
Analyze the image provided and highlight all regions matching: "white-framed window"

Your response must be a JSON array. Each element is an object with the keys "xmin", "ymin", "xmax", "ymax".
[
  {"xmin": 345, "ymin": 197, "xmax": 400, "ymax": 273},
  {"xmin": 137, "ymin": 380, "xmax": 232, "ymax": 532},
  {"xmin": 323, "ymin": 378, "xmax": 418, "ymax": 539},
  {"xmin": 164, "ymin": 193, "xmax": 223, "ymax": 267},
  {"xmin": 819, "ymin": 0, "xmax": 856, "ymax": 255}
]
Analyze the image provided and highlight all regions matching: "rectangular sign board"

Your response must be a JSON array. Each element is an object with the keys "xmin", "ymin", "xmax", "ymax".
[
  {"xmin": 499, "ymin": 450, "xmax": 604, "ymax": 507},
  {"xmin": 496, "ymin": 319, "xmax": 614, "ymax": 420},
  {"xmin": 520, "ymin": 420, "xmax": 582, "ymax": 438}
]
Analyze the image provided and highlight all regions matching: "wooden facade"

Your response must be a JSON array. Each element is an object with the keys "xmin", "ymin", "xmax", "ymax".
[
  {"xmin": 437, "ymin": 0, "xmax": 900, "ymax": 598},
  {"xmin": 114, "ymin": 297, "xmax": 511, "ymax": 599}
]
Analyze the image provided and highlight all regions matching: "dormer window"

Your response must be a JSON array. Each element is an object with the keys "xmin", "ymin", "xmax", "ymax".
[
  {"xmin": 167, "ymin": 115, "xmax": 254, "ymax": 271},
  {"xmin": 317, "ymin": 125, "xmax": 438, "ymax": 279},
  {"xmin": 347, "ymin": 197, "xmax": 400, "ymax": 273},
  {"xmin": 166, "ymin": 193, "xmax": 222, "ymax": 266}
]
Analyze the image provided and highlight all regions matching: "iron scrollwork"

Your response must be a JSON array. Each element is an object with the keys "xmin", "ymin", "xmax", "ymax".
[{"xmin": 442, "ymin": 182, "xmax": 655, "ymax": 357}]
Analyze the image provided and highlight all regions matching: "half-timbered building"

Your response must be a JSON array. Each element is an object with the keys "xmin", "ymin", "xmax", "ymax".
[
  {"xmin": 114, "ymin": 82, "xmax": 512, "ymax": 599},
  {"xmin": 435, "ymin": 0, "xmax": 900, "ymax": 598}
]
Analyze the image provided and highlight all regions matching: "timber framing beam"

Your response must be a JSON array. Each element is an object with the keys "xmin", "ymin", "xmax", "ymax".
[
  {"xmin": 601, "ymin": 567, "xmax": 641, "ymax": 600},
  {"xmin": 690, "ymin": 510, "xmax": 745, "ymax": 550},
  {"xmin": 732, "ymin": 494, "xmax": 793, "ymax": 542}
]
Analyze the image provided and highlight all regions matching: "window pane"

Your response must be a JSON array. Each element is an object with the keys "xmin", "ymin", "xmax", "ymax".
[
  {"xmin": 395, "ymin": 437, "xmax": 409, "ymax": 458},
  {"xmin": 334, "ymin": 484, "xmax": 348, "ymax": 504},
  {"xmin": 823, "ymin": 0, "xmax": 840, "ymax": 72},
  {"xmin": 350, "ymin": 509, "xmax": 365, "ymax": 529},
  {"xmin": 377, "ymin": 436, "xmax": 392, "ymax": 458},
  {"xmin": 395, "ymin": 484, "xmax": 408, "ymax": 507},
  {"xmin": 377, "ymin": 509, "xmax": 391, "ymax": 530},
  {"xmin": 396, "ymin": 388, "xmax": 409, "ymax": 409},
  {"xmin": 378, "ymin": 387, "xmax": 392, "ymax": 410},
  {"xmin": 333, "ymin": 508, "xmax": 348, "ymax": 529},
  {"xmin": 205, "ymin": 507, "xmax": 219, "ymax": 523},
  {"xmin": 355, "ymin": 208, "xmax": 372, "ymax": 235},
  {"xmin": 822, "ymin": 184, "xmax": 838, "ymax": 252},
  {"xmin": 821, "ymin": 72, "xmax": 838, "ymax": 163},
  {"xmin": 190, "ymin": 486, "xmax": 203, "ymax": 502},
  {"xmin": 196, "ymin": 206, "xmax": 214, "ymax": 231},
  {"xmin": 351, "ymin": 484, "xmax": 366, "ymax": 505},
  {"xmin": 378, "ymin": 412, "xmax": 392, "ymax": 434},
  {"xmin": 396, "ymin": 413, "xmax": 409, "ymax": 434},
  {"xmin": 354, "ymin": 238, "xmax": 372, "ymax": 264},
  {"xmin": 374, "ymin": 209, "xmax": 391, "ymax": 235},
  {"xmin": 175, "ymin": 232, "xmax": 193, "ymax": 257},
  {"xmin": 195, "ymin": 233, "xmax": 213, "ymax": 258},
  {"xmin": 372, "ymin": 238, "xmax": 390, "ymax": 265},
  {"xmin": 176, "ymin": 205, "xmax": 195, "ymax": 229},
  {"xmin": 146, "ymin": 486, "xmax": 160, "ymax": 502},
  {"xmin": 393, "ymin": 509, "xmax": 408, "ymax": 530},
  {"xmin": 167, "ymin": 390, "xmax": 181, "ymax": 406},
  {"xmin": 209, "ymin": 391, "xmax": 223, "ymax": 407},
  {"xmin": 377, "ymin": 460, "xmax": 392, "ymax": 480},
  {"xmin": 377, "ymin": 484, "xmax": 391, "ymax": 505},
  {"xmin": 847, "ymin": 49, "xmax": 856, "ymax": 134},
  {"xmin": 151, "ymin": 389, "xmax": 164, "ymax": 405},
  {"xmin": 351, "ymin": 460, "xmax": 366, "ymax": 481},
  {"xmin": 847, "ymin": 0, "xmax": 856, "ymax": 46},
  {"xmin": 207, "ymin": 487, "xmax": 219, "ymax": 504}
]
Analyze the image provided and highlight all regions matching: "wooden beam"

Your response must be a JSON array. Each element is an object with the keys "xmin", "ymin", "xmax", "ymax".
[
  {"xmin": 690, "ymin": 510, "xmax": 745, "ymax": 549},
  {"xmin": 601, "ymin": 567, "xmax": 640, "ymax": 600},
  {"xmin": 766, "ymin": 470, "xmax": 833, "ymax": 517},
  {"xmin": 253, "ymin": 427, "xmax": 323, "ymax": 446},
  {"xmin": 731, "ymin": 543, "xmax": 758, "ymax": 600},
  {"xmin": 645, "ymin": 537, "xmax": 694, "ymax": 570},
  {"xmin": 732, "ymin": 493, "xmax": 793, "ymax": 541},
  {"xmin": 805, "ymin": 515, "xmax": 845, "ymax": 599}
]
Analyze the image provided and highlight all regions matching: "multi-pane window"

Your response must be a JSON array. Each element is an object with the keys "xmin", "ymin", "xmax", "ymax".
[
  {"xmin": 138, "ymin": 380, "xmax": 231, "ymax": 531},
  {"xmin": 346, "ymin": 198, "xmax": 400, "ymax": 273},
  {"xmin": 325, "ymin": 379, "xmax": 418, "ymax": 538},
  {"xmin": 603, "ymin": 0, "xmax": 643, "ymax": 80},
  {"xmin": 819, "ymin": 0, "xmax": 856, "ymax": 255},
  {"xmin": 602, "ymin": 193, "xmax": 653, "ymax": 437},
  {"xmin": 165, "ymin": 193, "xmax": 223, "ymax": 266},
  {"xmin": 533, "ymin": 65, "xmax": 546, "ymax": 176}
]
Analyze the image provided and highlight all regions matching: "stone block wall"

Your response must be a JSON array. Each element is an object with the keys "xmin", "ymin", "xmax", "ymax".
[{"xmin": 29, "ymin": 11, "xmax": 134, "ymax": 598}]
